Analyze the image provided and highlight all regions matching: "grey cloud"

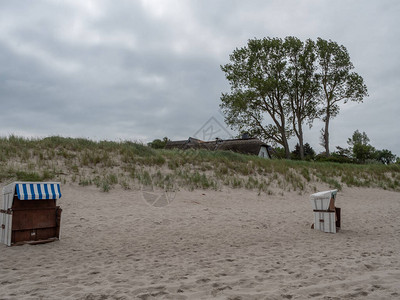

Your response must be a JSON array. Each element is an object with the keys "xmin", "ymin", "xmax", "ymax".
[{"xmin": 0, "ymin": 0, "xmax": 399, "ymax": 155}]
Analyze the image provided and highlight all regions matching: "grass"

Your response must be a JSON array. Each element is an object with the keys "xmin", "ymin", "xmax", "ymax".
[{"xmin": 0, "ymin": 135, "xmax": 399, "ymax": 193}]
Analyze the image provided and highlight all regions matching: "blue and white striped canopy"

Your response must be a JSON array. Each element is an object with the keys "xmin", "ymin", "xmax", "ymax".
[{"xmin": 15, "ymin": 182, "xmax": 62, "ymax": 200}]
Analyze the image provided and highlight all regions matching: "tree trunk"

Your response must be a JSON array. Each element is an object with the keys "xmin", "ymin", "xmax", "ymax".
[
  {"xmin": 282, "ymin": 135, "xmax": 290, "ymax": 159},
  {"xmin": 298, "ymin": 124, "xmax": 304, "ymax": 160},
  {"xmin": 292, "ymin": 111, "xmax": 305, "ymax": 160},
  {"xmin": 324, "ymin": 112, "xmax": 330, "ymax": 156},
  {"xmin": 279, "ymin": 112, "xmax": 291, "ymax": 159}
]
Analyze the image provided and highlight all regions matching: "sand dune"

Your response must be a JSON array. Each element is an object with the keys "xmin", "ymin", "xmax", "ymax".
[{"xmin": 1, "ymin": 184, "xmax": 399, "ymax": 299}]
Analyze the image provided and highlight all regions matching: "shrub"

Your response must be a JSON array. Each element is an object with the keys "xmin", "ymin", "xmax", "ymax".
[
  {"xmin": 291, "ymin": 143, "xmax": 316, "ymax": 160},
  {"xmin": 375, "ymin": 149, "xmax": 397, "ymax": 165},
  {"xmin": 315, "ymin": 153, "xmax": 353, "ymax": 164}
]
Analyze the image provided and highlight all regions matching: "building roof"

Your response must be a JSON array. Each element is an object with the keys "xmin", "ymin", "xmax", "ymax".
[{"xmin": 212, "ymin": 138, "xmax": 268, "ymax": 156}]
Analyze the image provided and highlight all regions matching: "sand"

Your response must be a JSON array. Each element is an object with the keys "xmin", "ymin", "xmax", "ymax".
[{"xmin": 1, "ymin": 184, "xmax": 400, "ymax": 299}]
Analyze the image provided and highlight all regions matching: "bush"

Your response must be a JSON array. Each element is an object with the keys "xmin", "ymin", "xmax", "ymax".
[
  {"xmin": 375, "ymin": 149, "xmax": 396, "ymax": 165},
  {"xmin": 353, "ymin": 143, "xmax": 376, "ymax": 163},
  {"xmin": 315, "ymin": 153, "xmax": 353, "ymax": 164},
  {"xmin": 271, "ymin": 147, "xmax": 286, "ymax": 159},
  {"xmin": 291, "ymin": 143, "xmax": 315, "ymax": 160},
  {"xmin": 148, "ymin": 137, "xmax": 169, "ymax": 149}
]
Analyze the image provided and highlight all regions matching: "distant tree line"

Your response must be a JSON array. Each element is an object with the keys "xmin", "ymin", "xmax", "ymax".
[
  {"xmin": 271, "ymin": 130, "xmax": 397, "ymax": 165},
  {"xmin": 149, "ymin": 129, "xmax": 397, "ymax": 165},
  {"xmin": 220, "ymin": 36, "xmax": 368, "ymax": 159},
  {"xmin": 342, "ymin": 130, "xmax": 396, "ymax": 164}
]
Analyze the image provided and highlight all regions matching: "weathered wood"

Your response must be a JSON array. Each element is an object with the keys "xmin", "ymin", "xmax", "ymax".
[
  {"xmin": 7, "ymin": 188, "xmax": 62, "ymax": 246},
  {"xmin": 335, "ymin": 207, "xmax": 341, "ymax": 229}
]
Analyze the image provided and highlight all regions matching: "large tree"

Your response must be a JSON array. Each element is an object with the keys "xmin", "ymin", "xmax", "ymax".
[
  {"xmin": 316, "ymin": 38, "xmax": 368, "ymax": 156},
  {"xmin": 220, "ymin": 37, "xmax": 292, "ymax": 158},
  {"xmin": 221, "ymin": 37, "xmax": 367, "ymax": 159},
  {"xmin": 284, "ymin": 37, "xmax": 319, "ymax": 159}
]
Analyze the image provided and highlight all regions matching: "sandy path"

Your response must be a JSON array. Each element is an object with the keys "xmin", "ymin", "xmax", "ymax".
[{"xmin": 1, "ymin": 185, "xmax": 399, "ymax": 299}]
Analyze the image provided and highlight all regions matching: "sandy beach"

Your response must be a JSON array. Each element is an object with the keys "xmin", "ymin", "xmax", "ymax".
[{"xmin": 1, "ymin": 184, "xmax": 399, "ymax": 299}]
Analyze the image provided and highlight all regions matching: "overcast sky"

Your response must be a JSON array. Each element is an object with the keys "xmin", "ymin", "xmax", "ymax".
[{"xmin": 1, "ymin": 0, "xmax": 399, "ymax": 155}]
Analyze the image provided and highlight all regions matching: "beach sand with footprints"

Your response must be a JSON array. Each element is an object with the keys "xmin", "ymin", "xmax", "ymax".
[{"xmin": 1, "ymin": 184, "xmax": 400, "ymax": 299}]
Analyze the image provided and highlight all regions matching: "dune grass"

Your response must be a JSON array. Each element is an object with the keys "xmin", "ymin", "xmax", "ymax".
[{"xmin": 0, "ymin": 135, "xmax": 399, "ymax": 193}]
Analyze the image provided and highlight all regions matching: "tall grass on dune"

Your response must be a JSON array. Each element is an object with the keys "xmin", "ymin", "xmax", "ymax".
[{"xmin": 0, "ymin": 135, "xmax": 399, "ymax": 193}]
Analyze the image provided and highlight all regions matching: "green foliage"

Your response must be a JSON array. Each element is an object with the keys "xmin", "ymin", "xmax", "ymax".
[
  {"xmin": 285, "ymin": 37, "xmax": 320, "ymax": 160},
  {"xmin": 102, "ymin": 181, "xmax": 111, "ymax": 192},
  {"xmin": 315, "ymin": 153, "xmax": 353, "ymax": 164},
  {"xmin": 316, "ymin": 39, "xmax": 368, "ymax": 155},
  {"xmin": 334, "ymin": 146, "xmax": 352, "ymax": 158},
  {"xmin": 137, "ymin": 170, "xmax": 152, "ymax": 186},
  {"xmin": 270, "ymin": 147, "xmax": 286, "ymax": 159},
  {"xmin": 353, "ymin": 143, "xmax": 376, "ymax": 163},
  {"xmin": 347, "ymin": 130, "xmax": 370, "ymax": 147},
  {"xmin": 300, "ymin": 167, "xmax": 311, "ymax": 182},
  {"xmin": 346, "ymin": 130, "xmax": 375, "ymax": 163},
  {"xmin": 106, "ymin": 173, "xmax": 118, "ymax": 185},
  {"xmin": 15, "ymin": 171, "xmax": 44, "ymax": 181},
  {"xmin": 13, "ymin": 170, "xmax": 55, "ymax": 181},
  {"xmin": 344, "ymin": 130, "xmax": 397, "ymax": 165},
  {"xmin": 148, "ymin": 137, "xmax": 169, "ymax": 149},
  {"xmin": 221, "ymin": 37, "xmax": 368, "ymax": 158},
  {"xmin": 375, "ymin": 149, "xmax": 396, "ymax": 165},
  {"xmin": 120, "ymin": 141, "xmax": 156, "ymax": 158},
  {"xmin": 220, "ymin": 37, "xmax": 294, "ymax": 158},
  {"xmin": 291, "ymin": 143, "xmax": 315, "ymax": 160}
]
